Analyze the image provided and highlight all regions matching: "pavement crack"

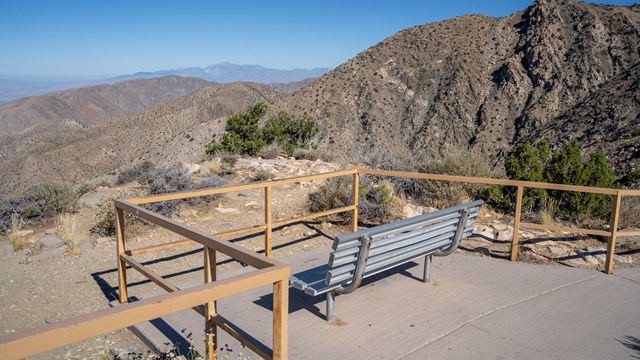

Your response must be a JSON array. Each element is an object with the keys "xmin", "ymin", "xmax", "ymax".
[
  {"xmin": 616, "ymin": 274, "xmax": 640, "ymax": 285},
  {"xmin": 398, "ymin": 274, "xmax": 601, "ymax": 359}
]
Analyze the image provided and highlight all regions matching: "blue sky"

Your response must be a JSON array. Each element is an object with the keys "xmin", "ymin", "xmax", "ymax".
[{"xmin": 1, "ymin": 0, "xmax": 636, "ymax": 81}]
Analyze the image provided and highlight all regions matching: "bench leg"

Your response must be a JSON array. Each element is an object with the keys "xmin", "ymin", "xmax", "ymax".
[
  {"xmin": 423, "ymin": 255, "xmax": 432, "ymax": 283},
  {"xmin": 326, "ymin": 292, "xmax": 336, "ymax": 321}
]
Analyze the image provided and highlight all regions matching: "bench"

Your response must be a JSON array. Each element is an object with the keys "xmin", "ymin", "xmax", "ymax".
[{"xmin": 290, "ymin": 199, "xmax": 484, "ymax": 320}]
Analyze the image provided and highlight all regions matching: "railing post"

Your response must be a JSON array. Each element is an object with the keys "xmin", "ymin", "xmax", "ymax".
[
  {"xmin": 352, "ymin": 172, "xmax": 359, "ymax": 232},
  {"xmin": 510, "ymin": 186, "xmax": 524, "ymax": 262},
  {"xmin": 204, "ymin": 246, "xmax": 217, "ymax": 360},
  {"xmin": 115, "ymin": 206, "xmax": 128, "ymax": 303},
  {"xmin": 273, "ymin": 279, "xmax": 288, "ymax": 360},
  {"xmin": 265, "ymin": 186, "xmax": 273, "ymax": 257},
  {"xmin": 605, "ymin": 192, "xmax": 622, "ymax": 274}
]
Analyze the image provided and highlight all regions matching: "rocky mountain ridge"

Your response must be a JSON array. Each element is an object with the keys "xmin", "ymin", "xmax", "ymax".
[
  {"xmin": 0, "ymin": 76, "xmax": 212, "ymax": 135},
  {"xmin": 275, "ymin": 0, "xmax": 640, "ymax": 174}
]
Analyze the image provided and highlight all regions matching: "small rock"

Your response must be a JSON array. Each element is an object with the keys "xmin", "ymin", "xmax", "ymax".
[
  {"xmin": 583, "ymin": 255, "xmax": 600, "ymax": 266},
  {"xmin": 78, "ymin": 240, "xmax": 95, "ymax": 251},
  {"xmin": 214, "ymin": 207, "xmax": 238, "ymax": 214},
  {"xmin": 84, "ymin": 191, "xmax": 107, "ymax": 209},
  {"xmin": 44, "ymin": 228, "xmax": 57, "ymax": 235},
  {"xmin": 182, "ymin": 163, "xmax": 202, "ymax": 175},
  {"xmin": 178, "ymin": 209, "xmax": 193, "ymax": 218},
  {"xmin": 237, "ymin": 191, "xmax": 252, "ymax": 197},
  {"xmin": 548, "ymin": 246, "xmax": 568, "ymax": 256},
  {"xmin": 496, "ymin": 228, "xmax": 514, "ymax": 241},
  {"xmin": 289, "ymin": 157, "xmax": 296, "ymax": 160},
  {"xmin": 245, "ymin": 201, "xmax": 261, "ymax": 209},
  {"xmin": 30, "ymin": 246, "xmax": 67, "ymax": 261},
  {"xmin": 403, "ymin": 204, "xmax": 424, "ymax": 219},
  {"xmin": 614, "ymin": 255, "xmax": 634, "ymax": 264},
  {"xmin": 565, "ymin": 252, "xmax": 587, "ymax": 267},
  {"xmin": 491, "ymin": 222, "xmax": 509, "ymax": 232},
  {"xmin": 39, "ymin": 235, "xmax": 63, "ymax": 248},
  {"xmin": 534, "ymin": 240, "xmax": 555, "ymax": 247},
  {"xmin": 304, "ymin": 231, "xmax": 317, "ymax": 237},
  {"xmin": 95, "ymin": 237, "xmax": 112, "ymax": 245}
]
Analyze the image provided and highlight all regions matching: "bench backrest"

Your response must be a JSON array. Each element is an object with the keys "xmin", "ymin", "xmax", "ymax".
[{"xmin": 326, "ymin": 200, "xmax": 483, "ymax": 287}]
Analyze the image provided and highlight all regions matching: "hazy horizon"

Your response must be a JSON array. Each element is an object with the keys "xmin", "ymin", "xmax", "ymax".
[{"xmin": 1, "ymin": 0, "xmax": 637, "ymax": 82}]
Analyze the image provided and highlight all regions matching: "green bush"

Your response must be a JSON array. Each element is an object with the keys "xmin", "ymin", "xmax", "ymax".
[
  {"xmin": 205, "ymin": 103, "xmax": 319, "ymax": 157},
  {"xmin": 501, "ymin": 139, "xmax": 619, "ymax": 221}
]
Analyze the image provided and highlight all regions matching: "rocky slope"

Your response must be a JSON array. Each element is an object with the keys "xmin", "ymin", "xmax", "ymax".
[
  {"xmin": 0, "ymin": 82, "xmax": 282, "ymax": 196},
  {"xmin": 275, "ymin": 0, "xmax": 640, "ymax": 174},
  {"xmin": 0, "ymin": 76, "xmax": 212, "ymax": 135}
]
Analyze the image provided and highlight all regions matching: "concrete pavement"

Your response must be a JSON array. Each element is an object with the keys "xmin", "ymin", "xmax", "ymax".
[{"xmin": 130, "ymin": 247, "xmax": 640, "ymax": 359}]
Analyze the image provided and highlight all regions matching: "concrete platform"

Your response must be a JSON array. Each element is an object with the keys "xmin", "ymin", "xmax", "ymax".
[{"xmin": 125, "ymin": 248, "xmax": 640, "ymax": 359}]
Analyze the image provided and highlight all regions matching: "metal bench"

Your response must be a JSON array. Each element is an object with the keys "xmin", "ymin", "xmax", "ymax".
[{"xmin": 290, "ymin": 200, "xmax": 484, "ymax": 320}]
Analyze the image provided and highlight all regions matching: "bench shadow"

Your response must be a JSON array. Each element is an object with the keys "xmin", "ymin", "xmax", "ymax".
[
  {"xmin": 616, "ymin": 335, "xmax": 640, "ymax": 359},
  {"xmin": 253, "ymin": 261, "xmax": 419, "ymax": 319}
]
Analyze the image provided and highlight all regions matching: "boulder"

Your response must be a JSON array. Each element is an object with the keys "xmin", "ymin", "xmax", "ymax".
[
  {"xmin": 39, "ymin": 235, "xmax": 63, "ymax": 248},
  {"xmin": 403, "ymin": 203, "xmax": 424, "ymax": 218}
]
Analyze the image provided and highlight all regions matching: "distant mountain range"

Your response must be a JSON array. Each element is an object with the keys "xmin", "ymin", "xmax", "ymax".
[{"xmin": 0, "ymin": 62, "xmax": 330, "ymax": 104}]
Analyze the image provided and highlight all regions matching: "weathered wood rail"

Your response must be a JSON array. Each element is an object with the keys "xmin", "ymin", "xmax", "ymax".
[{"xmin": 0, "ymin": 168, "xmax": 637, "ymax": 359}]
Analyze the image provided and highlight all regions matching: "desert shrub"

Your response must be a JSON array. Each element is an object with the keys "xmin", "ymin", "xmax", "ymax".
[
  {"xmin": 205, "ymin": 102, "xmax": 319, "ymax": 157},
  {"xmin": 363, "ymin": 148, "xmax": 424, "ymax": 200},
  {"xmin": 206, "ymin": 103, "xmax": 267, "ymax": 156},
  {"xmin": 91, "ymin": 188, "xmax": 145, "ymax": 237},
  {"xmin": 619, "ymin": 196, "xmax": 640, "ymax": 230},
  {"xmin": 116, "ymin": 160, "xmax": 156, "ymax": 185},
  {"xmin": 418, "ymin": 146, "xmax": 493, "ymax": 208},
  {"xmin": 22, "ymin": 181, "xmax": 81, "ymax": 219},
  {"xmin": 113, "ymin": 164, "xmax": 227, "ymax": 218},
  {"xmin": 291, "ymin": 147, "xmax": 320, "ymax": 160},
  {"xmin": 263, "ymin": 112, "xmax": 319, "ymax": 155},
  {"xmin": 308, "ymin": 176, "xmax": 404, "ymax": 225},
  {"xmin": 257, "ymin": 142, "xmax": 284, "ymax": 159},
  {"xmin": 501, "ymin": 139, "xmax": 619, "ymax": 221},
  {"xmin": 0, "ymin": 179, "xmax": 96, "ymax": 234},
  {"xmin": 251, "ymin": 168, "xmax": 274, "ymax": 182}
]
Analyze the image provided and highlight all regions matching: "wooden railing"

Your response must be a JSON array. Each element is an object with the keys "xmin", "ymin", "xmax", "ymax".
[{"xmin": 0, "ymin": 168, "xmax": 637, "ymax": 360}]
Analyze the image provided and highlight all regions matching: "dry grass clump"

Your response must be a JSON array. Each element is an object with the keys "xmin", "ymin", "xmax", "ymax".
[
  {"xmin": 56, "ymin": 213, "xmax": 80, "ymax": 254},
  {"xmin": 9, "ymin": 212, "xmax": 27, "ymax": 250},
  {"xmin": 251, "ymin": 168, "xmax": 275, "ymax": 182},
  {"xmin": 538, "ymin": 198, "xmax": 558, "ymax": 226}
]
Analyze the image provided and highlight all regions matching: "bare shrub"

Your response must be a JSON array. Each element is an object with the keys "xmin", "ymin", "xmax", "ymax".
[
  {"xmin": 418, "ymin": 146, "xmax": 493, "ymax": 208},
  {"xmin": 251, "ymin": 168, "xmax": 275, "ymax": 182},
  {"xmin": 308, "ymin": 176, "xmax": 404, "ymax": 225},
  {"xmin": 619, "ymin": 196, "xmax": 640, "ymax": 230},
  {"xmin": 292, "ymin": 147, "xmax": 320, "ymax": 160},
  {"xmin": 90, "ymin": 188, "xmax": 145, "ymax": 237},
  {"xmin": 257, "ymin": 142, "xmax": 284, "ymax": 159}
]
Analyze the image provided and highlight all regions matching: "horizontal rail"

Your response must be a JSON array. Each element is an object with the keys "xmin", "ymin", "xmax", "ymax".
[
  {"xmin": 127, "ymin": 169, "xmax": 358, "ymax": 204},
  {"xmin": 116, "ymin": 200, "xmax": 278, "ymax": 270},
  {"xmin": 272, "ymin": 205, "xmax": 356, "ymax": 228},
  {"xmin": 360, "ymin": 169, "xmax": 620, "ymax": 195},
  {"xmin": 0, "ymin": 265, "xmax": 290, "ymax": 359},
  {"xmin": 519, "ymin": 222, "xmax": 612, "ymax": 237},
  {"xmin": 618, "ymin": 230, "xmax": 640, "ymax": 237},
  {"xmin": 126, "ymin": 239, "xmax": 194, "ymax": 256}
]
